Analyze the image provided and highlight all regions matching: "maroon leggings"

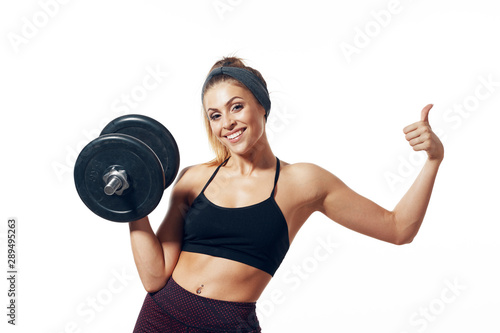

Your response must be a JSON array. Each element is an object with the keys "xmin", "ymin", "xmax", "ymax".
[{"xmin": 133, "ymin": 277, "xmax": 261, "ymax": 332}]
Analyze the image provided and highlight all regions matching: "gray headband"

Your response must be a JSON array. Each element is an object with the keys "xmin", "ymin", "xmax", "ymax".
[{"xmin": 201, "ymin": 66, "xmax": 271, "ymax": 119}]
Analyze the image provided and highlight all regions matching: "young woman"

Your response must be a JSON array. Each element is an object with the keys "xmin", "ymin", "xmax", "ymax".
[{"xmin": 131, "ymin": 57, "xmax": 444, "ymax": 332}]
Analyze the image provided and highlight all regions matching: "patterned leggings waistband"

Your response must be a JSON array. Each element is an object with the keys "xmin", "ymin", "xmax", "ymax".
[{"xmin": 149, "ymin": 277, "xmax": 261, "ymax": 332}]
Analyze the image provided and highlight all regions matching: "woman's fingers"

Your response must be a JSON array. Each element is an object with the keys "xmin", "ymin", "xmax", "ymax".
[
  {"xmin": 409, "ymin": 131, "xmax": 431, "ymax": 147},
  {"xmin": 405, "ymin": 126, "xmax": 426, "ymax": 140},
  {"xmin": 403, "ymin": 104, "xmax": 434, "ymax": 135},
  {"xmin": 403, "ymin": 104, "xmax": 444, "ymax": 161}
]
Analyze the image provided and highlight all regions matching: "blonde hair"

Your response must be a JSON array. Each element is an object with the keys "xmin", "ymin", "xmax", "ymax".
[{"xmin": 202, "ymin": 56, "xmax": 268, "ymax": 166}]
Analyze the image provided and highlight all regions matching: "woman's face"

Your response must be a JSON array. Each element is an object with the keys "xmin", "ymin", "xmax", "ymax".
[{"xmin": 203, "ymin": 81, "xmax": 267, "ymax": 156}]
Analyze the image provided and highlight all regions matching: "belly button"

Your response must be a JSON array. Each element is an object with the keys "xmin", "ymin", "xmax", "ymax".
[{"xmin": 196, "ymin": 284, "xmax": 204, "ymax": 294}]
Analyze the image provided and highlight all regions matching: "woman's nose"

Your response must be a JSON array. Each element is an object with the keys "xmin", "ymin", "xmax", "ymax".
[{"xmin": 222, "ymin": 115, "xmax": 236, "ymax": 130}]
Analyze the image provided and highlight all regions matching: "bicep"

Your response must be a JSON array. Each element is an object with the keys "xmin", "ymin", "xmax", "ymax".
[
  {"xmin": 315, "ymin": 169, "xmax": 399, "ymax": 244},
  {"xmin": 156, "ymin": 168, "xmax": 191, "ymax": 273}
]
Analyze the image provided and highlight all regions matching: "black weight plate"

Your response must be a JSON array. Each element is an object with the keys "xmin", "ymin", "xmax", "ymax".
[
  {"xmin": 74, "ymin": 134, "xmax": 165, "ymax": 222},
  {"xmin": 100, "ymin": 115, "xmax": 180, "ymax": 189}
]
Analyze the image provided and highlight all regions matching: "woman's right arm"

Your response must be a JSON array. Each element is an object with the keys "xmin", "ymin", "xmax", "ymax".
[{"xmin": 129, "ymin": 167, "xmax": 191, "ymax": 292}]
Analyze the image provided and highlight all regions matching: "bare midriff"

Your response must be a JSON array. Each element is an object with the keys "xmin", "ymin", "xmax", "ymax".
[{"xmin": 171, "ymin": 251, "xmax": 272, "ymax": 302}]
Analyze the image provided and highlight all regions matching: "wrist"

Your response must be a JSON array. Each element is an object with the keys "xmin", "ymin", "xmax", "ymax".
[{"xmin": 427, "ymin": 156, "xmax": 443, "ymax": 167}]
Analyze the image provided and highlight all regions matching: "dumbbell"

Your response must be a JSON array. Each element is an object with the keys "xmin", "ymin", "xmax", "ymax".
[{"xmin": 74, "ymin": 115, "xmax": 180, "ymax": 222}]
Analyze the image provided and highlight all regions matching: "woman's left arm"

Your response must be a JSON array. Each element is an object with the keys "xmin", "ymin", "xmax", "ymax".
[{"xmin": 313, "ymin": 104, "xmax": 444, "ymax": 245}]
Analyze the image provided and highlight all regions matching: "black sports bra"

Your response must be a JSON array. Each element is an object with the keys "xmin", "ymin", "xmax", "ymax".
[{"xmin": 182, "ymin": 157, "xmax": 289, "ymax": 276}]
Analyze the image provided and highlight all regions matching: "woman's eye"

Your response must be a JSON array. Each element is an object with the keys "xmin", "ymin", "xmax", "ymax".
[
  {"xmin": 209, "ymin": 114, "xmax": 220, "ymax": 121},
  {"xmin": 232, "ymin": 104, "xmax": 243, "ymax": 111}
]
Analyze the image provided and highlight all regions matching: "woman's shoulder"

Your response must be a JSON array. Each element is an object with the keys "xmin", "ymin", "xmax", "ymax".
[
  {"xmin": 280, "ymin": 160, "xmax": 330, "ymax": 179},
  {"xmin": 170, "ymin": 161, "xmax": 220, "ymax": 197},
  {"xmin": 279, "ymin": 160, "xmax": 338, "ymax": 196},
  {"xmin": 174, "ymin": 162, "xmax": 217, "ymax": 185}
]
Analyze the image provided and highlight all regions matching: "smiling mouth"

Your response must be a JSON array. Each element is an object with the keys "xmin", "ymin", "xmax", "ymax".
[{"xmin": 225, "ymin": 128, "xmax": 245, "ymax": 141}]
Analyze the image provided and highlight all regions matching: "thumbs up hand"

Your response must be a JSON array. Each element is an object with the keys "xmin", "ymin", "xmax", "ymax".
[{"xmin": 403, "ymin": 104, "xmax": 444, "ymax": 162}]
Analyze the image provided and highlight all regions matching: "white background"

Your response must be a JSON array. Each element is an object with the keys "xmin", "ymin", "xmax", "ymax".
[{"xmin": 1, "ymin": 0, "xmax": 499, "ymax": 332}]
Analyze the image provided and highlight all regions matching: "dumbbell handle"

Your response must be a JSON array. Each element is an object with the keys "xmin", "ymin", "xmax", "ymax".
[
  {"xmin": 104, "ymin": 176, "xmax": 123, "ymax": 195},
  {"xmin": 103, "ymin": 168, "xmax": 129, "ymax": 196}
]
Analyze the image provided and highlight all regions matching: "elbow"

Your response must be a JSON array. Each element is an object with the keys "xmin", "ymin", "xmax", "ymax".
[
  {"xmin": 393, "ymin": 235, "xmax": 414, "ymax": 245},
  {"xmin": 144, "ymin": 285, "xmax": 161, "ymax": 293},
  {"xmin": 143, "ymin": 280, "xmax": 168, "ymax": 293},
  {"xmin": 393, "ymin": 230, "xmax": 416, "ymax": 245},
  {"xmin": 142, "ymin": 275, "xmax": 170, "ymax": 293},
  {"xmin": 141, "ymin": 261, "xmax": 178, "ymax": 292},
  {"xmin": 390, "ymin": 212, "xmax": 418, "ymax": 245},
  {"xmin": 144, "ymin": 287, "xmax": 155, "ymax": 293}
]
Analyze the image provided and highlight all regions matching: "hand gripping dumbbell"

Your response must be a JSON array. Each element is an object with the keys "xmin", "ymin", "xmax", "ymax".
[{"xmin": 74, "ymin": 115, "xmax": 180, "ymax": 222}]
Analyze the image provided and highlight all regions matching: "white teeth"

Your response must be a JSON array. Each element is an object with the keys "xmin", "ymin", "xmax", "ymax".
[{"xmin": 227, "ymin": 130, "xmax": 243, "ymax": 140}]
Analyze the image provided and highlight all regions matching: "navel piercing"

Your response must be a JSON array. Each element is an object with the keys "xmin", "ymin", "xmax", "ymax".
[{"xmin": 196, "ymin": 284, "xmax": 204, "ymax": 294}]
